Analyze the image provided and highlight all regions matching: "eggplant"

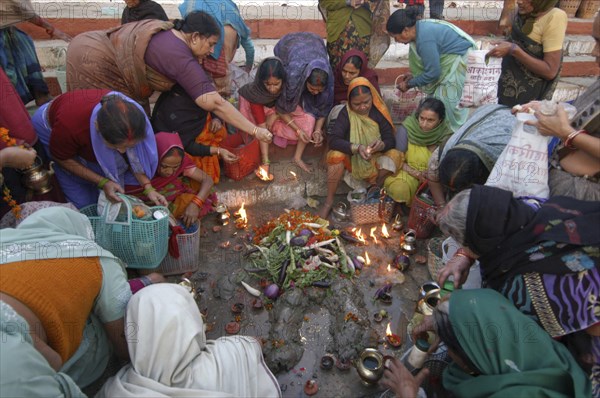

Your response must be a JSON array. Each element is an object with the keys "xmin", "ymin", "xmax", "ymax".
[
  {"xmin": 277, "ymin": 243, "xmax": 287, "ymax": 253},
  {"xmin": 290, "ymin": 236, "xmax": 308, "ymax": 247},
  {"xmin": 351, "ymin": 256, "xmax": 364, "ymax": 271},
  {"xmin": 312, "ymin": 280, "xmax": 332, "ymax": 288},
  {"xmin": 340, "ymin": 231, "xmax": 361, "ymax": 244},
  {"xmin": 298, "ymin": 229, "xmax": 314, "ymax": 237},
  {"xmin": 374, "ymin": 283, "xmax": 393, "ymax": 300},
  {"xmin": 278, "ymin": 258, "xmax": 291, "ymax": 285},
  {"xmin": 264, "ymin": 283, "xmax": 280, "ymax": 299},
  {"xmin": 243, "ymin": 247, "xmax": 261, "ymax": 258},
  {"xmin": 243, "ymin": 267, "xmax": 270, "ymax": 273}
]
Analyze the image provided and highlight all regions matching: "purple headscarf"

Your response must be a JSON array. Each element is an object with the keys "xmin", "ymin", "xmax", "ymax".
[
  {"xmin": 90, "ymin": 91, "xmax": 158, "ymax": 187},
  {"xmin": 274, "ymin": 32, "xmax": 334, "ymax": 118}
]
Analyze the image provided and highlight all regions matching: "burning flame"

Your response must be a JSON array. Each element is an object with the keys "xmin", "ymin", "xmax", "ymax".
[
  {"xmin": 386, "ymin": 322, "xmax": 392, "ymax": 336},
  {"xmin": 387, "ymin": 264, "xmax": 391, "ymax": 272},
  {"xmin": 238, "ymin": 202, "xmax": 247, "ymax": 224},
  {"xmin": 365, "ymin": 251, "xmax": 371, "ymax": 265},
  {"xmin": 257, "ymin": 165, "xmax": 271, "ymax": 181},
  {"xmin": 351, "ymin": 227, "xmax": 367, "ymax": 244},
  {"xmin": 381, "ymin": 223, "xmax": 390, "ymax": 238},
  {"xmin": 289, "ymin": 171, "xmax": 297, "ymax": 179},
  {"xmin": 370, "ymin": 227, "xmax": 379, "ymax": 244}
]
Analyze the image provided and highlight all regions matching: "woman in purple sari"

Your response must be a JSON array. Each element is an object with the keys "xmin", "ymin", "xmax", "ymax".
[
  {"xmin": 270, "ymin": 32, "xmax": 334, "ymax": 172},
  {"xmin": 32, "ymin": 90, "xmax": 167, "ymax": 208}
]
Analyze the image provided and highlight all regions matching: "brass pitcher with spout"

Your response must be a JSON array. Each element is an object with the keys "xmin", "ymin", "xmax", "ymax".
[
  {"xmin": 20, "ymin": 156, "xmax": 54, "ymax": 195},
  {"xmin": 400, "ymin": 229, "xmax": 417, "ymax": 255},
  {"xmin": 355, "ymin": 348, "xmax": 393, "ymax": 386}
]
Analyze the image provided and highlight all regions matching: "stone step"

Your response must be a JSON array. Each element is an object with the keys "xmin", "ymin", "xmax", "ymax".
[{"xmin": 35, "ymin": 34, "xmax": 599, "ymax": 73}]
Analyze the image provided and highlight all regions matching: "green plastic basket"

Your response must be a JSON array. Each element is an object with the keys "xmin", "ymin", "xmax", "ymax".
[{"xmin": 80, "ymin": 195, "xmax": 168, "ymax": 269}]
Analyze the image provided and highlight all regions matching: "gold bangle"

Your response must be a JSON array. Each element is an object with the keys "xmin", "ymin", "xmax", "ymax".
[{"xmin": 252, "ymin": 126, "xmax": 258, "ymax": 137}]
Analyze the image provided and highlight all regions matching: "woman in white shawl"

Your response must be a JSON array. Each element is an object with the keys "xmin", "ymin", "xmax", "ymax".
[{"xmin": 98, "ymin": 283, "xmax": 281, "ymax": 397}]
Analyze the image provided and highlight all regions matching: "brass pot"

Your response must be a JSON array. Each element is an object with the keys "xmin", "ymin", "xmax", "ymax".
[
  {"xmin": 400, "ymin": 229, "xmax": 417, "ymax": 255},
  {"xmin": 332, "ymin": 202, "xmax": 349, "ymax": 222},
  {"xmin": 354, "ymin": 348, "xmax": 392, "ymax": 386},
  {"xmin": 20, "ymin": 156, "xmax": 54, "ymax": 194},
  {"xmin": 417, "ymin": 289, "xmax": 441, "ymax": 316}
]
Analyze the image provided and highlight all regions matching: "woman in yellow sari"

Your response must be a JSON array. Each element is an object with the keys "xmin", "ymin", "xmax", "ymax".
[
  {"xmin": 319, "ymin": 77, "xmax": 402, "ymax": 218},
  {"xmin": 385, "ymin": 97, "xmax": 452, "ymax": 205}
]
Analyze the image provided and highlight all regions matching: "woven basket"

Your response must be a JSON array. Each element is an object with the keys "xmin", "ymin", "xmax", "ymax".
[
  {"xmin": 559, "ymin": 0, "xmax": 583, "ymax": 17},
  {"xmin": 406, "ymin": 182, "xmax": 437, "ymax": 239},
  {"xmin": 576, "ymin": 0, "xmax": 599, "ymax": 18},
  {"xmin": 159, "ymin": 221, "xmax": 201, "ymax": 276},
  {"xmin": 350, "ymin": 187, "xmax": 394, "ymax": 224},
  {"xmin": 427, "ymin": 237, "xmax": 445, "ymax": 280}
]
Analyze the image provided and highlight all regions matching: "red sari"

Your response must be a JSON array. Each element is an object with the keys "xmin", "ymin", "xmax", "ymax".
[{"xmin": 126, "ymin": 132, "xmax": 215, "ymax": 218}]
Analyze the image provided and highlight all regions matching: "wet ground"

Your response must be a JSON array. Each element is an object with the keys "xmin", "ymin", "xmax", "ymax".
[{"xmin": 184, "ymin": 201, "xmax": 439, "ymax": 398}]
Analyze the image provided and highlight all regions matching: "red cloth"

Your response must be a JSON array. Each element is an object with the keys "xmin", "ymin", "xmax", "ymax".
[
  {"xmin": 0, "ymin": 69, "xmax": 36, "ymax": 148},
  {"xmin": 333, "ymin": 50, "xmax": 380, "ymax": 105},
  {"xmin": 48, "ymin": 89, "xmax": 110, "ymax": 161},
  {"xmin": 249, "ymin": 102, "xmax": 267, "ymax": 124},
  {"xmin": 168, "ymin": 225, "xmax": 186, "ymax": 258}
]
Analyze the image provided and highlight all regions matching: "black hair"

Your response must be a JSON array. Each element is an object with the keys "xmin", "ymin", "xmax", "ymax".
[
  {"xmin": 163, "ymin": 146, "xmax": 185, "ymax": 159},
  {"xmin": 344, "ymin": 55, "xmax": 363, "ymax": 71},
  {"xmin": 172, "ymin": 11, "xmax": 220, "ymax": 38},
  {"xmin": 417, "ymin": 98, "xmax": 446, "ymax": 121},
  {"xmin": 258, "ymin": 58, "xmax": 286, "ymax": 84},
  {"xmin": 439, "ymin": 149, "xmax": 489, "ymax": 195},
  {"xmin": 349, "ymin": 85, "xmax": 371, "ymax": 99},
  {"xmin": 97, "ymin": 95, "xmax": 147, "ymax": 145},
  {"xmin": 386, "ymin": 8, "xmax": 420, "ymax": 34},
  {"xmin": 307, "ymin": 68, "xmax": 328, "ymax": 87}
]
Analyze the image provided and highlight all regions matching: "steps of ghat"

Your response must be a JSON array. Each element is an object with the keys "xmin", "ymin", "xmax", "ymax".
[{"xmin": 26, "ymin": 1, "xmax": 598, "ymax": 207}]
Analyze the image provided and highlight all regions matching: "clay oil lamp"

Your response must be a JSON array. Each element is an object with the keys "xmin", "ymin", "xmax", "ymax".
[
  {"xmin": 234, "ymin": 202, "xmax": 248, "ymax": 229},
  {"xmin": 370, "ymin": 226, "xmax": 379, "ymax": 244},
  {"xmin": 335, "ymin": 357, "xmax": 353, "ymax": 371},
  {"xmin": 304, "ymin": 380, "xmax": 318, "ymax": 396},
  {"xmin": 256, "ymin": 165, "xmax": 274, "ymax": 182},
  {"xmin": 225, "ymin": 322, "xmax": 240, "ymax": 335},
  {"xmin": 320, "ymin": 354, "xmax": 335, "ymax": 370},
  {"xmin": 385, "ymin": 323, "xmax": 402, "ymax": 349},
  {"xmin": 351, "ymin": 227, "xmax": 367, "ymax": 245},
  {"xmin": 251, "ymin": 298, "xmax": 263, "ymax": 309},
  {"xmin": 231, "ymin": 302, "xmax": 245, "ymax": 314},
  {"xmin": 381, "ymin": 223, "xmax": 390, "ymax": 239}
]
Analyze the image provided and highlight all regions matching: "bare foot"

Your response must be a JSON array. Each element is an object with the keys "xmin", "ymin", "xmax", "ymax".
[
  {"xmin": 318, "ymin": 201, "xmax": 333, "ymax": 219},
  {"xmin": 294, "ymin": 158, "xmax": 313, "ymax": 173}
]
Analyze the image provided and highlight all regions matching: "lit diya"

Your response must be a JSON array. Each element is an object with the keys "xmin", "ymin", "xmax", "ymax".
[
  {"xmin": 304, "ymin": 380, "xmax": 318, "ymax": 396},
  {"xmin": 385, "ymin": 322, "xmax": 402, "ymax": 348},
  {"xmin": 231, "ymin": 303, "xmax": 245, "ymax": 314},
  {"xmin": 255, "ymin": 165, "xmax": 274, "ymax": 182},
  {"xmin": 234, "ymin": 202, "xmax": 248, "ymax": 229}
]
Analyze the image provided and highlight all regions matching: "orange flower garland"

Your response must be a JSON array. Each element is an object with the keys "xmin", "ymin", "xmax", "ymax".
[{"xmin": 0, "ymin": 127, "xmax": 23, "ymax": 219}]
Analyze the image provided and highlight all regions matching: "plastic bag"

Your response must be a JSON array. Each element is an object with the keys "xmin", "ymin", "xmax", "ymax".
[
  {"xmin": 459, "ymin": 50, "xmax": 502, "ymax": 108},
  {"xmin": 97, "ymin": 192, "xmax": 152, "ymax": 224},
  {"xmin": 485, "ymin": 112, "xmax": 550, "ymax": 198}
]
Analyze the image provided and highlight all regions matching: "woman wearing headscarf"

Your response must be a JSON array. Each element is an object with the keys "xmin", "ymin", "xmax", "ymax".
[
  {"xmin": 384, "ymin": 97, "xmax": 452, "ymax": 205},
  {"xmin": 239, "ymin": 57, "xmax": 286, "ymax": 176},
  {"xmin": 121, "ymin": 0, "xmax": 168, "ymax": 24},
  {"xmin": 125, "ymin": 132, "xmax": 215, "ymax": 227},
  {"xmin": 436, "ymin": 185, "xmax": 600, "ymax": 394},
  {"xmin": 333, "ymin": 49, "xmax": 380, "ymax": 106},
  {"xmin": 0, "ymin": 207, "xmax": 132, "ymax": 396},
  {"xmin": 382, "ymin": 289, "xmax": 592, "ymax": 398},
  {"xmin": 386, "ymin": 8, "xmax": 477, "ymax": 132},
  {"xmin": 32, "ymin": 89, "xmax": 167, "ymax": 209},
  {"xmin": 486, "ymin": 0, "xmax": 567, "ymax": 107},
  {"xmin": 319, "ymin": 77, "xmax": 402, "ymax": 218},
  {"xmin": 271, "ymin": 32, "xmax": 333, "ymax": 173},
  {"xmin": 67, "ymin": 12, "xmax": 273, "ymax": 144},
  {"xmin": 98, "ymin": 283, "xmax": 281, "ymax": 397}
]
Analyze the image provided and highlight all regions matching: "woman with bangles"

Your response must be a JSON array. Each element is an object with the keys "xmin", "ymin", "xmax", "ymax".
[
  {"xmin": 319, "ymin": 77, "xmax": 402, "ymax": 218},
  {"xmin": 269, "ymin": 32, "xmax": 333, "ymax": 173},
  {"xmin": 32, "ymin": 89, "xmax": 167, "ymax": 209},
  {"xmin": 239, "ymin": 57, "xmax": 287, "ymax": 178},
  {"xmin": 126, "ymin": 132, "xmax": 215, "ymax": 228}
]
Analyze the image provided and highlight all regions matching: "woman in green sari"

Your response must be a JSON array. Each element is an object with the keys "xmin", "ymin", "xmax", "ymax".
[
  {"xmin": 384, "ymin": 98, "xmax": 452, "ymax": 205},
  {"xmin": 319, "ymin": 77, "xmax": 402, "ymax": 218},
  {"xmin": 386, "ymin": 8, "xmax": 476, "ymax": 132},
  {"xmin": 382, "ymin": 289, "xmax": 591, "ymax": 398}
]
